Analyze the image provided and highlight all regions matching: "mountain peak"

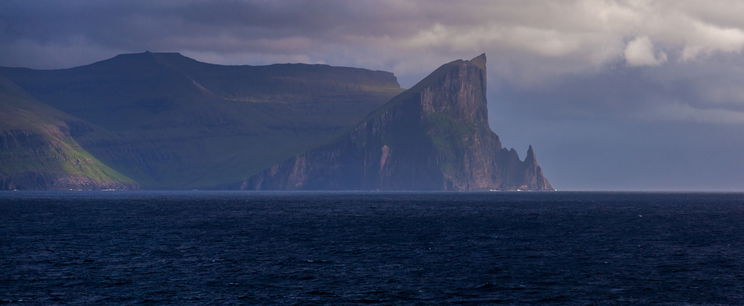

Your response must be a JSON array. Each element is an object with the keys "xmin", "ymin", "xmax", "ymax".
[
  {"xmin": 521, "ymin": 144, "xmax": 553, "ymax": 190},
  {"xmin": 243, "ymin": 54, "xmax": 553, "ymax": 191},
  {"xmin": 133, "ymin": 51, "xmax": 185, "ymax": 57},
  {"xmin": 82, "ymin": 51, "xmax": 201, "ymax": 73},
  {"xmin": 525, "ymin": 145, "xmax": 536, "ymax": 164},
  {"xmin": 104, "ymin": 51, "xmax": 191, "ymax": 64},
  {"xmin": 392, "ymin": 53, "xmax": 489, "ymax": 127},
  {"xmin": 470, "ymin": 53, "xmax": 486, "ymax": 70}
]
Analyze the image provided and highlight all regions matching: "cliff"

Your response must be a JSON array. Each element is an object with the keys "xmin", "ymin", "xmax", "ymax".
[{"xmin": 243, "ymin": 54, "xmax": 553, "ymax": 191}]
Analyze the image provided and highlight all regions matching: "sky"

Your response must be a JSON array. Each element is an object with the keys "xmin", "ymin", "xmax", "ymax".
[{"xmin": 3, "ymin": 0, "xmax": 744, "ymax": 190}]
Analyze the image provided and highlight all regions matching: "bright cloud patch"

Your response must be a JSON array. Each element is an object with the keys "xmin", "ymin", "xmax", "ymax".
[{"xmin": 624, "ymin": 36, "xmax": 667, "ymax": 67}]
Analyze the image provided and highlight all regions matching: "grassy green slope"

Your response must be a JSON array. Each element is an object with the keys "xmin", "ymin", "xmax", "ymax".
[
  {"xmin": 0, "ymin": 76, "xmax": 136, "ymax": 190},
  {"xmin": 1, "ymin": 52, "xmax": 403, "ymax": 189}
]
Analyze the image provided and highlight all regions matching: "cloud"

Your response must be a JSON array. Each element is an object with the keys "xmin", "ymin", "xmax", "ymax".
[
  {"xmin": 2, "ymin": 1, "xmax": 744, "ymax": 69},
  {"xmin": 679, "ymin": 20, "xmax": 744, "ymax": 61},
  {"xmin": 4, "ymin": 0, "xmax": 744, "ymax": 124},
  {"xmin": 624, "ymin": 36, "xmax": 667, "ymax": 66},
  {"xmin": 652, "ymin": 102, "xmax": 744, "ymax": 125},
  {"xmin": 6, "ymin": 0, "xmax": 744, "ymax": 189}
]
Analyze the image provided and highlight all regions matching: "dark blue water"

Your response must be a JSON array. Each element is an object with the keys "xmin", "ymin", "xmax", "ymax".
[{"xmin": 2, "ymin": 192, "xmax": 744, "ymax": 304}]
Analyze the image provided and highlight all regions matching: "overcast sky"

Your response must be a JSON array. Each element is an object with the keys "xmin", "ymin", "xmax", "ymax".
[{"xmin": 3, "ymin": 0, "xmax": 744, "ymax": 190}]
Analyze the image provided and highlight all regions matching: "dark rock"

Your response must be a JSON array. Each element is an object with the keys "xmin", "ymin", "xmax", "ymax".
[{"xmin": 243, "ymin": 54, "xmax": 553, "ymax": 191}]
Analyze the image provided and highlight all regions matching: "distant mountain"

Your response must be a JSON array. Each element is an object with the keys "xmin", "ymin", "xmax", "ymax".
[
  {"xmin": 0, "ymin": 52, "xmax": 402, "ymax": 189},
  {"xmin": 243, "ymin": 54, "xmax": 553, "ymax": 191}
]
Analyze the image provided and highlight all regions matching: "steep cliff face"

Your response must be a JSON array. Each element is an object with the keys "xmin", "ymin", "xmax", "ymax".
[{"xmin": 243, "ymin": 54, "xmax": 553, "ymax": 191}]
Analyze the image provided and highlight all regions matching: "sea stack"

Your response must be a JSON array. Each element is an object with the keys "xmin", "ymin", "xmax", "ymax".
[{"xmin": 243, "ymin": 54, "xmax": 553, "ymax": 191}]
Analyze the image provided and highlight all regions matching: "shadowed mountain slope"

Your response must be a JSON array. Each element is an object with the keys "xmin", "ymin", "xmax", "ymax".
[
  {"xmin": 0, "ymin": 52, "xmax": 402, "ymax": 189},
  {"xmin": 243, "ymin": 54, "xmax": 553, "ymax": 191}
]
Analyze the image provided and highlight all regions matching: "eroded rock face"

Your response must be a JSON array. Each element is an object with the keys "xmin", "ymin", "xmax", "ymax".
[{"xmin": 243, "ymin": 54, "xmax": 553, "ymax": 191}]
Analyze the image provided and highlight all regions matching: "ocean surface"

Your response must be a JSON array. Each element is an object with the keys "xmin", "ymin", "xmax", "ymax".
[{"xmin": 2, "ymin": 191, "xmax": 744, "ymax": 304}]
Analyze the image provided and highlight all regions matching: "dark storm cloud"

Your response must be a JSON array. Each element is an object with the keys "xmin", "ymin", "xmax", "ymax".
[
  {"xmin": 4, "ymin": 0, "xmax": 744, "ymax": 79},
  {"xmin": 1, "ymin": 0, "xmax": 423, "ymax": 64},
  {"xmin": 4, "ymin": 0, "xmax": 744, "ymax": 190}
]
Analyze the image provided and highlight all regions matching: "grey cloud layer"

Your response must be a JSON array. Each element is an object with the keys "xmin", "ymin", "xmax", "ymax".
[{"xmin": 5, "ymin": 1, "xmax": 744, "ymax": 69}]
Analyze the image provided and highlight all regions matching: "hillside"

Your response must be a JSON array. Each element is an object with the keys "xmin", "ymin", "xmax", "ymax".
[
  {"xmin": 0, "ymin": 76, "xmax": 136, "ymax": 190},
  {"xmin": 0, "ymin": 52, "xmax": 402, "ymax": 189}
]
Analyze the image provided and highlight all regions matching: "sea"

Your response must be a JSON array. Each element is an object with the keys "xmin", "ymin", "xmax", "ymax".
[{"xmin": 2, "ymin": 191, "xmax": 744, "ymax": 304}]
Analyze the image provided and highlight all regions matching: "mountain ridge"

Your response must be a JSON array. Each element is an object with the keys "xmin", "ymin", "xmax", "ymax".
[{"xmin": 0, "ymin": 52, "xmax": 403, "ymax": 189}]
